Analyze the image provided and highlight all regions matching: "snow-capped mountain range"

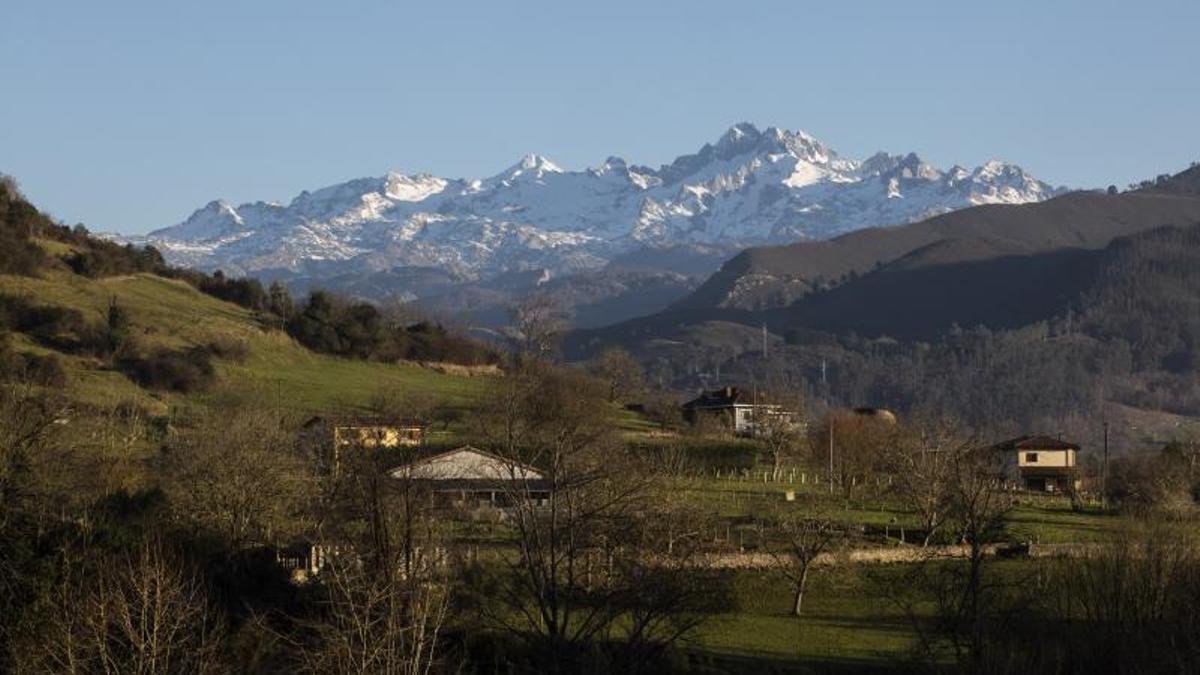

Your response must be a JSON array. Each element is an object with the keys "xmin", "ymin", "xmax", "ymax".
[{"xmin": 133, "ymin": 123, "xmax": 1065, "ymax": 281}]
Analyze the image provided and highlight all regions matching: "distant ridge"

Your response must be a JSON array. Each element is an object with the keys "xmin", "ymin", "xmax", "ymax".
[
  {"xmin": 566, "ymin": 163, "xmax": 1200, "ymax": 355},
  {"xmin": 674, "ymin": 188, "xmax": 1200, "ymax": 311}
]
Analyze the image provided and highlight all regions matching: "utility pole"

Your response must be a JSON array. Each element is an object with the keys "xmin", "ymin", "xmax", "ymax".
[
  {"xmin": 762, "ymin": 323, "xmax": 768, "ymax": 358},
  {"xmin": 753, "ymin": 384, "xmax": 759, "ymax": 438},
  {"xmin": 828, "ymin": 417, "xmax": 835, "ymax": 495},
  {"xmin": 1102, "ymin": 420, "xmax": 1109, "ymax": 509}
]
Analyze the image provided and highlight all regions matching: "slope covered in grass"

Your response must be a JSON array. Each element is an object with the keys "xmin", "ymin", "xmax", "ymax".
[{"xmin": 0, "ymin": 266, "xmax": 487, "ymax": 415}]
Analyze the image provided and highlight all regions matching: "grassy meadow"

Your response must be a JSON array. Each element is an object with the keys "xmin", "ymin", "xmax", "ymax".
[{"xmin": 0, "ymin": 268, "xmax": 488, "ymax": 415}]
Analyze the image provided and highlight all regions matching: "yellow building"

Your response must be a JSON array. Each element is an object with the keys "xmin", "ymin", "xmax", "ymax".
[
  {"xmin": 300, "ymin": 415, "xmax": 424, "ymax": 473},
  {"xmin": 993, "ymin": 435, "xmax": 1080, "ymax": 493}
]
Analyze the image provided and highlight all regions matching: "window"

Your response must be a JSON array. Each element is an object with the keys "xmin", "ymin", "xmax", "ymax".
[{"xmin": 1025, "ymin": 452, "xmax": 1039, "ymax": 463}]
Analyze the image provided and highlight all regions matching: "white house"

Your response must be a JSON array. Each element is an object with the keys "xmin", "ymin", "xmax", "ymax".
[{"xmin": 681, "ymin": 386, "xmax": 797, "ymax": 435}]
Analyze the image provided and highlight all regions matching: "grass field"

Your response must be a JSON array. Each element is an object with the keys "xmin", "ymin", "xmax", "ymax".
[
  {"xmin": 695, "ymin": 567, "xmax": 919, "ymax": 665},
  {"xmin": 666, "ymin": 468, "xmax": 1122, "ymax": 545}
]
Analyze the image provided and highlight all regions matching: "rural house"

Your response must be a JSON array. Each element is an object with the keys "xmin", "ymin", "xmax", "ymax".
[
  {"xmin": 390, "ymin": 445, "xmax": 550, "ymax": 509},
  {"xmin": 992, "ymin": 435, "xmax": 1081, "ymax": 493},
  {"xmin": 299, "ymin": 415, "xmax": 425, "ymax": 473},
  {"xmin": 682, "ymin": 386, "xmax": 798, "ymax": 436}
]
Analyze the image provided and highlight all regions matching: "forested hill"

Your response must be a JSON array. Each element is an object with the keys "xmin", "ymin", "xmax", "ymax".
[
  {"xmin": 565, "ymin": 211, "xmax": 1200, "ymax": 435},
  {"xmin": 674, "ymin": 168, "xmax": 1200, "ymax": 312}
]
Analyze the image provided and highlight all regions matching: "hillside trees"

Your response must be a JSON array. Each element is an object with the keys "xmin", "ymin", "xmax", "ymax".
[
  {"xmin": 286, "ymin": 291, "xmax": 498, "ymax": 366},
  {"xmin": 0, "ymin": 176, "xmax": 51, "ymax": 276}
]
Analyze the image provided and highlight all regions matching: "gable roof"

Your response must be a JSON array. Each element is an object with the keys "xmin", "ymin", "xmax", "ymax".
[
  {"xmin": 389, "ymin": 446, "xmax": 544, "ymax": 482},
  {"xmin": 683, "ymin": 386, "xmax": 756, "ymax": 409},
  {"xmin": 992, "ymin": 435, "xmax": 1080, "ymax": 452}
]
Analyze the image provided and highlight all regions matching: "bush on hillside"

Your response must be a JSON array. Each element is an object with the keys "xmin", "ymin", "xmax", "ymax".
[
  {"xmin": 285, "ymin": 291, "xmax": 500, "ymax": 366},
  {"xmin": 0, "ymin": 177, "xmax": 51, "ymax": 276},
  {"xmin": 205, "ymin": 336, "xmax": 249, "ymax": 363},
  {"xmin": 117, "ymin": 347, "xmax": 216, "ymax": 393},
  {"xmin": 0, "ymin": 294, "xmax": 111, "ymax": 355},
  {"xmin": 66, "ymin": 241, "xmax": 165, "ymax": 278},
  {"xmin": 0, "ymin": 337, "xmax": 68, "ymax": 387}
]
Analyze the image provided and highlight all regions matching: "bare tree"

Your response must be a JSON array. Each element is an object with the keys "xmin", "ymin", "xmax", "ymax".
[
  {"xmin": 474, "ymin": 363, "xmax": 709, "ymax": 672},
  {"xmin": 885, "ymin": 416, "xmax": 974, "ymax": 546},
  {"xmin": 0, "ymin": 383, "xmax": 66, "ymax": 638},
  {"xmin": 370, "ymin": 387, "xmax": 434, "ymax": 423},
  {"xmin": 20, "ymin": 538, "xmax": 227, "ymax": 675},
  {"xmin": 90, "ymin": 402, "xmax": 148, "ymax": 496},
  {"xmin": 292, "ymin": 420, "xmax": 453, "ymax": 675},
  {"xmin": 294, "ymin": 558, "xmax": 450, "ymax": 675},
  {"xmin": 165, "ymin": 407, "xmax": 314, "ymax": 550},
  {"xmin": 766, "ymin": 512, "xmax": 840, "ymax": 619},
  {"xmin": 757, "ymin": 392, "xmax": 806, "ymax": 481},
  {"xmin": 590, "ymin": 347, "xmax": 645, "ymax": 404},
  {"xmin": 892, "ymin": 441, "xmax": 1015, "ymax": 668},
  {"xmin": 511, "ymin": 294, "xmax": 568, "ymax": 362},
  {"xmin": 946, "ymin": 442, "xmax": 1013, "ymax": 667},
  {"xmin": 0, "ymin": 383, "xmax": 62, "ymax": 532},
  {"xmin": 1034, "ymin": 523, "xmax": 1200, "ymax": 673}
]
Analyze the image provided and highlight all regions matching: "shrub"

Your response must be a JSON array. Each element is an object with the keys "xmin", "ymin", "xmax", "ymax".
[
  {"xmin": 205, "ymin": 336, "xmax": 249, "ymax": 363},
  {"xmin": 118, "ymin": 347, "xmax": 216, "ymax": 392},
  {"xmin": 0, "ymin": 294, "xmax": 109, "ymax": 355},
  {"xmin": 24, "ymin": 353, "xmax": 68, "ymax": 387},
  {"xmin": 0, "ymin": 338, "xmax": 69, "ymax": 387}
]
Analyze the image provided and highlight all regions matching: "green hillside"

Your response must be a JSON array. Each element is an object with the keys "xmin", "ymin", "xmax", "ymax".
[{"xmin": 0, "ymin": 264, "xmax": 487, "ymax": 416}]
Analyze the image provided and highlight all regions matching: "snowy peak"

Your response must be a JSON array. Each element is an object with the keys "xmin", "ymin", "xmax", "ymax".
[
  {"xmin": 494, "ymin": 153, "xmax": 564, "ymax": 183},
  {"xmin": 384, "ymin": 172, "xmax": 448, "ymax": 202},
  {"xmin": 135, "ymin": 123, "xmax": 1067, "ymax": 280},
  {"xmin": 151, "ymin": 199, "xmax": 245, "ymax": 241}
]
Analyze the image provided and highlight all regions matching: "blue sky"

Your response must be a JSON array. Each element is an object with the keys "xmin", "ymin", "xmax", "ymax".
[{"xmin": 3, "ymin": 0, "xmax": 1197, "ymax": 234}]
